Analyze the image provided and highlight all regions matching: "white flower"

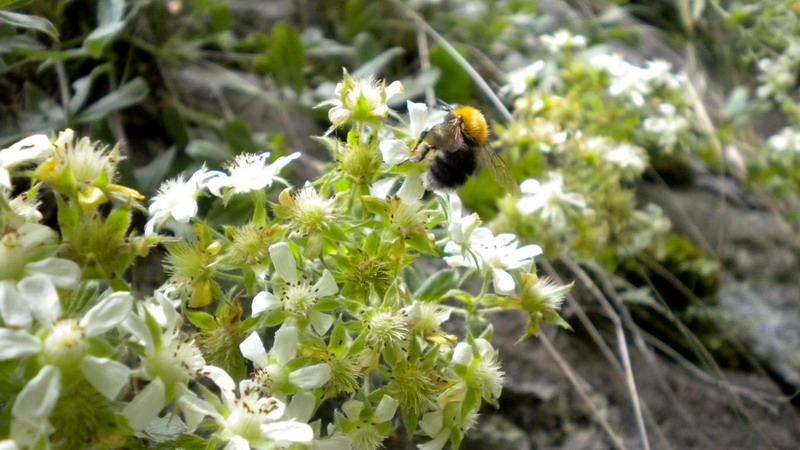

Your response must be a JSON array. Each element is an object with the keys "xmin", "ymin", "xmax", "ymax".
[
  {"xmin": 252, "ymin": 243, "xmax": 338, "ymax": 334},
  {"xmin": 0, "ymin": 223, "xmax": 82, "ymax": 328},
  {"xmin": 285, "ymin": 392, "xmax": 353, "ymax": 449},
  {"xmin": 379, "ymin": 139, "xmax": 411, "ymax": 166},
  {"xmin": 338, "ymin": 396, "xmax": 398, "ymax": 450},
  {"xmin": 767, "ymin": 127, "xmax": 800, "ymax": 154},
  {"xmin": 444, "ymin": 230, "xmax": 542, "ymax": 295},
  {"xmin": 207, "ymin": 152, "xmax": 301, "ymax": 196},
  {"xmin": 145, "ymin": 167, "xmax": 220, "ymax": 236},
  {"xmin": 517, "ymin": 173, "xmax": 586, "ymax": 228},
  {"xmin": 407, "ymin": 100, "xmax": 430, "ymax": 139},
  {"xmin": 240, "ymin": 323, "xmax": 331, "ymax": 394},
  {"xmin": 418, "ymin": 402, "xmax": 478, "ymax": 450},
  {"xmin": 121, "ymin": 290, "xmax": 205, "ymax": 430},
  {"xmin": 444, "ymin": 193, "xmax": 483, "ymax": 248},
  {"xmin": 588, "ymin": 54, "xmax": 683, "ymax": 107},
  {"xmin": 603, "ymin": 143, "xmax": 648, "ymax": 174},
  {"xmin": 539, "ymin": 30, "xmax": 586, "ymax": 53},
  {"xmin": 322, "ymin": 70, "xmax": 404, "ymax": 128},
  {"xmin": 0, "ymin": 290, "xmax": 133, "ymax": 438},
  {"xmin": 501, "ymin": 61, "xmax": 545, "ymax": 96},
  {"xmin": 642, "ymin": 103, "xmax": 689, "ymax": 150},
  {"xmin": 449, "ymin": 339, "xmax": 504, "ymax": 401},
  {"xmin": 757, "ymin": 44, "xmax": 800, "ymax": 100},
  {"xmin": 0, "ymin": 135, "xmax": 53, "ymax": 191},
  {"xmin": 178, "ymin": 366, "xmax": 314, "ymax": 448}
]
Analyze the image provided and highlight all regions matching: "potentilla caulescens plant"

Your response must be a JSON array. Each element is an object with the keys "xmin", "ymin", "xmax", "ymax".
[{"xmin": 0, "ymin": 72, "xmax": 570, "ymax": 450}]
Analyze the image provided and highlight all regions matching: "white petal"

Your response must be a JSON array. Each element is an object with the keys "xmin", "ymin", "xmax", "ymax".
[
  {"xmin": 122, "ymin": 314, "xmax": 154, "ymax": 354},
  {"xmin": 17, "ymin": 274, "xmax": 61, "ymax": 326},
  {"xmin": 407, "ymin": 101, "xmax": 429, "ymax": 138},
  {"xmin": 289, "ymin": 364, "xmax": 331, "ymax": 389},
  {"xmin": 369, "ymin": 177, "xmax": 396, "ymax": 199},
  {"xmin": 54, "ymin": 129, "xmax": 74, "ymax": 148},
  {"xmin": 81, "ymin": 292, "xmax": 133, "ymax": 337},
  {"xmin": 314, "ymin": 270, "xmax": 338, "ymax": 298},
  {"xmin": 261, "ymin": 421, "xmax": 314, "ymax": 443},
  {"xmin": 0, "ymin": 439, "xmax": 20, "ymax": 450},
  {"xmin": 492, "ymin": 268, "xmax": 516, "ymax": 295},
  {"xmin": 170, "ymin": 198, "xmax": 198, "ymax": 223},
  {"xmin": 379, "ymin": 139, "xmax": 410, "ymax": 166},
  {"xmin": 239, "ymin": 332, "xmax": 270, "ymax": 368},
  {"xmin": 447, "ymin": 192, "xmax": 463, "ymax": 218},
  {"xmin": 419, "ymin": 410, "xmax": 443, "ymax": 437},
  {"xmin": 397, "ymin": 172, "xmax": 424, "ymax": 202},
  {"xmin": 80, "ymin": 356, "xmax": 130, "ymax": 399},
  {"xmin": 273, "ymin": 324, "xmax": 299, "ymax": 365},
  {"xmin": 201, "ymin": 365, "xmax": 235, "ymax": 407},
  {"xmin": 373, "ymin": 395, "xmax": 399, "ymax": 423},
  {"xmin": 123, "ymin": 378, "xmax": 166, "ymax": 430},
  {"xmin": 205, "ymin": 175, "xmax": 229, "ymax": 197},
  {"xmin": 225, "ymin": 436, "xmax": 251, "ymax": 450},
  {"xmin": 0, "ymin": 329, "xmax": 40, "ymax": 360},
  {"xmin": 178, "ymin": 393, "xmax": 222, "ymax": 432},
  {"xmin": 252, "ymin": 291, "xmax": 281, "ymax": 317},
  {"xmin": 269, "ymin": 243, "xmax": 298, "ymax": 284},
  {"xmin": 384, "ymin": 80, "xmax": 404, "ymax": 101},
  {"xmin": 474, "ymin": 338, "xmax": 495, "ymax": 359},
  {"xmin": 452, "ymin": 343, "xmax": 473, "ymax": 366},
  {"xmin": 25, "ymin": 258, "xmax": 81, "ymax": 289},
  {"xmin": 329, "ymin": 106, "xmax": 351, "ymax": 126},
  {"xmin": 12, "ymin": 365, "xmax": 61, "ymax": 422},
  {"xmin": 417, "ymin": 431, "xmax": 449, "ymax": 450},
  {"xmin": 1, "ymin": 135, "xmax": 52, "ymax": 166},
  {"xmin": 505, "ymin": 245, "xmax": 542, "ymax": 269},
  {"xmin": 519, "ymin": 178, "xmax": 540, "ymax": 194},
  {"xmin": 286, "ymin": 391, "xmax": 316, "ymax": 422},
  {"xmin": 0, "ymin": 281, "xmax": 32, "ymax": 329},
  {"xmin": 254, "ymin": 392, "xmax": 286, "ymax": 420},
  {"xmin": 270, "ymin": 152, "xmax": 302, "ymax": 174},
  {"xmin": 0, "ymin": 168, "xmax": 10, "ymax": 190},
  {"xmin": 309, "ymin": 311, "xmax": 334, "ymax": 335},
  {"xmin": 17, "ymin": 223, "xmax": 55, "ymax": 250},
  {"xmin": 341, "ymin": 400, "xmax": 363, "ymax": 420}
]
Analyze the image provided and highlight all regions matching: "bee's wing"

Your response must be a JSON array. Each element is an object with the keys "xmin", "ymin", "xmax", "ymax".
[{"xmin": 477, "ymin": 142, "xmax": 521, "ymax": 196}]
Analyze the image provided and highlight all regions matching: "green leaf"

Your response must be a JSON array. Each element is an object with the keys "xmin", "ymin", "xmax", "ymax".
[
  {"xmin": 352, "ymin": 46, "xmax": 404, "ymax": 78},
  {"xmin": 55, "ymin": 194, "xmax": 79, "ymax": 236},
  {"xmin": 68, "ymin": 64, "xmax": 111, "ymax": 113},
  {"xmin": 76, "ymin": 77, "xmax": 149, "ymax": 124},
  {"xmin": 360, "ymin": 195, "xmax": 388, "ymax": 216},
  {"xmin": 186, "ymin": 139, "xmax": 232, "ymax": 163},
  {"xmin": 83, "ymin": 0, "xmax": 128, "ymax": 56},
  {"xmin": 104, "ymin": 206, "xmax": 131, "ymax": 238},
  {"xmin": 269, "ymin": 24, "xmax": 305, "ymax": 95},
  {"xmin": 186, "ymin": 311, "xmax": 215, "ymax": 330},
  {"xmin": 221, "ymin": 119, "xmax": 258, "ymax": 155},
  {"xmin": 414, "ymin": 269, "xmax": 458, "ymax": 301},
  {"xmin": 133, "ymin": 146, "xmax": 175, "ymax": 195},
  {"xmin": 162, "ymin": 107, "xmax": 189, "ymax": 147},
  {"xmin": 0, "ymin": 10, "xmax": 58, "ymax": 40},
  {"xmin": 430, "ymin": 46, "xmax": 473, "ymax": 105}
]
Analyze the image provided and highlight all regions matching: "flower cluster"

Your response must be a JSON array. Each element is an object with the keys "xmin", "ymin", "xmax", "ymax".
[{"xmin": 0, "ymin": 70, "xmax": 572, "ymax": 450}]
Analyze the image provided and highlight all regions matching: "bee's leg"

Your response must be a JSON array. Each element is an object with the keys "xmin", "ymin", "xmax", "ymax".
[
  {"xmin": 411, "ymin": 129, "xmax": 429, "ymax": 152},
  {"xmin": 410, "ymin": 143, "xmax": 432, "ymax": 163}
]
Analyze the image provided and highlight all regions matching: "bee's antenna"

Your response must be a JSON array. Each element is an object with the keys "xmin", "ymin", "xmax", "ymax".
[{"xmin": 435, "ymin": 98, "xmax": 453, "ymax": 112}]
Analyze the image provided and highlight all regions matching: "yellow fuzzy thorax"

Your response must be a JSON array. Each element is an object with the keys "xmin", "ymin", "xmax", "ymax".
[{"xmin": 453, "ymin": 106, "xmax": 489, "ymax": 144}]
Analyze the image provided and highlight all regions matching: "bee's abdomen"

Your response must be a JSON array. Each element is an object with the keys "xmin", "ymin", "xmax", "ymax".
[{"xmin": 426, "ymin": 147, "xmax": 478, "ymax": 190}]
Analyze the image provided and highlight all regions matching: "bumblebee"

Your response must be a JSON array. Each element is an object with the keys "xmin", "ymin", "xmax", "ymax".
[{"xmin": 410, "ymin": 106, "xmax": 520, "ymax": 196}]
